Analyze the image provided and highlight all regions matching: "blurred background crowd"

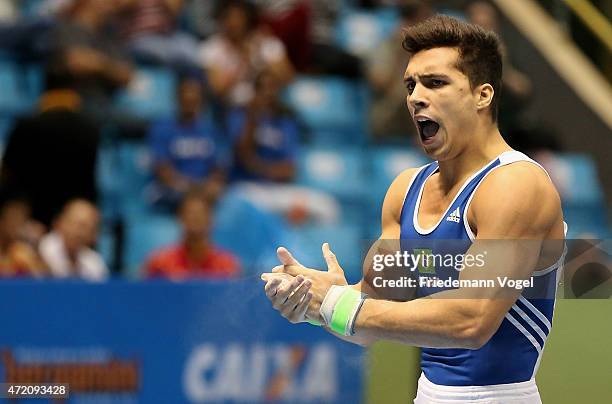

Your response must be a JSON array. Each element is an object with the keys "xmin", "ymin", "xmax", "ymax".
[{"xmin": 0, "ymin": 0, "xmax": 609, "ymax": 282}]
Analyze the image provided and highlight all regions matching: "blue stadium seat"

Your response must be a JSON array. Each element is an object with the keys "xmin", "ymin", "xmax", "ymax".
[
  {"xmin": 284, "ymin": 76, "xmax": 368, "ymax": 137},
  {"xmin": 548, "ymin": 154, "xmax": 605, "ymax": 206},
  {"xmin": 358, "ymin": 147, "xmax": 430, "ymax": 239},
  {"xmin": 212, "ymin": 190, "xmax": 288, "ymax": 276},
  {"xmin": 97, "ymin": 226, "xmax": 115, "ymax": 271},
  {"xmin": 20, "ymin": 0, "xmax": 44, "ymax": 16},
  {"xmin": 562, "ymin": 205, "xmax": 608, "ymax": 233},
  {"xmin": 115, "ymin": 67, "xmax": 176, "ymax": 120},
  {"xmin": 297, "ymin": 146, "xmax": 366, "ymax": 202},
  {"xmin": 24, "ymin": 64, "xmax": 43, "ymax": 98},
  {"xmin": 96, "ymin": 145, "xmax": 123, "ymax": 220},
  {"xmin": 284, "ymin": 223, "xmax": 364, "ymax": 284},
  {"xmin": 541, "ymin": 153, "xmax": 608, "ymax": 234},
  {"xmin": 123, "ymin": 214, "xmax": 180, "ymax": 278},
  {"xmin": 297, "ymin": 146, "xmax": 371, "ymax": 231},
  {"xmin": 0, "ymin": 60, "xmax": 35, "ymax": 115},
  {"xmin": 308, "ymin": 129, "xmax": 367, "ymax": 146},
  {"xmin": 117, "ymin": 141, "xmax": 153, "ymax": 216},
  {"xmin": 335, "ymin": 8, "xmax": 398, "ymax": 56},
  {"xmin": 565, "ymin": 223, "xmax": 610, "ymax": 239},
  {"xmin": 369, "ymin": 147, "xmax": 430, "ymax": 205}
]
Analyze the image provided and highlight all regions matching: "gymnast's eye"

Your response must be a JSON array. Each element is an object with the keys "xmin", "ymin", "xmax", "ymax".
[{"xmin": 406, "ymin": 80, "xmax": 416, "ymax": 94}]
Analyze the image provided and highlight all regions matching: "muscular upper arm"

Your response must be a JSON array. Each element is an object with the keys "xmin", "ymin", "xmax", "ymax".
[{"xmin": 454, "ymin": 163, "xmax": 564, "ymax": 343}]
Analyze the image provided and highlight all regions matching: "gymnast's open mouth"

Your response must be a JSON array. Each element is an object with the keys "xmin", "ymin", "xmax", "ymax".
[{"xmin": 415, "ymin": 115, "xmax": 440, "ymax": 143}]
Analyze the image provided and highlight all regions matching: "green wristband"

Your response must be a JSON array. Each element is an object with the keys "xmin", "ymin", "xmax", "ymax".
[{"xmin": 330, "ymin": 288, "xmax": 362, "ymax": 335}]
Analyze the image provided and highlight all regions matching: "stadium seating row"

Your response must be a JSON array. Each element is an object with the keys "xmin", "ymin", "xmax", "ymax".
[
  {"xmin": 0, "ymin": 60, "xmax": 374, "ymax": 142},
  {"xmin": 97, "ymin": 141, "xmax": 609, "ymax": 276},
  {"xmin": 97, "ymin": 142, "xmax": 431, "ymax": 277}
]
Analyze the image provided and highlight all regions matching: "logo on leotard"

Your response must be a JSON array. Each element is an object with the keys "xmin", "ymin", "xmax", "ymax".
[
  {"xmin": 413, "ymin": 248, "xmax": 436, "ymax": 274},
  {"xmin": 446, "ymin": 207, "xmax": 461, "ymax": 223}
]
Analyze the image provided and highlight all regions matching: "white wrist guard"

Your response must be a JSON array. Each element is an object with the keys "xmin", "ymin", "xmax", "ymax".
[{"xmin": 319, "ymin": 285, "xmax": 367, "ymax": 336}]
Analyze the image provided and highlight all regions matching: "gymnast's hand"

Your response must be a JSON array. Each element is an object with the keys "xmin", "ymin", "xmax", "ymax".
[{"xmin": 261, "ymin": 243, "xmax": 348, "ymax": 324}]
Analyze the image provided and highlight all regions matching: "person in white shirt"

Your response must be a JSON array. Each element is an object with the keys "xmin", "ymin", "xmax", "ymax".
[
  {"xmin": 39, "ymin": 199, "xmax": 108, "ymax": 281},
  {"xmin": 199, "ymin": 0, "xmax": 294, "ymax": 107}
]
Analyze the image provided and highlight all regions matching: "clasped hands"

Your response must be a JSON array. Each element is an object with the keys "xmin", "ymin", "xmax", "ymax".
[{"xmin": 260, "ymin": 243, "xmax": 348, "ymax": 325}]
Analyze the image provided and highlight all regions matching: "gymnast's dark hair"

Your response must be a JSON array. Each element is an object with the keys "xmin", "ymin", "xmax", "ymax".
[{"xmin": 402, "ymin": 15, "xmax": 503, "ymax": 121}]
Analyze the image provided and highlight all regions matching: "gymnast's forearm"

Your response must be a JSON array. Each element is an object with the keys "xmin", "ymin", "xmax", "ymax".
[{"xmin": 353, "ymin": 297, "xmax": 490, "ymax": 349}]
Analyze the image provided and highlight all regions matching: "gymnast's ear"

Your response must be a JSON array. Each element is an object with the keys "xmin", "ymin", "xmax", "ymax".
[{"xmin": 475, "ymin": 83, "xmax": 494, "ymax": 111}]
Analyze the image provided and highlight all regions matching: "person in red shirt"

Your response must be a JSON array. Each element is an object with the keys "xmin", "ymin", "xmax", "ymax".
[{"xmin": 144, "ymin": 191, "xmax": 240, "ymax": 280}]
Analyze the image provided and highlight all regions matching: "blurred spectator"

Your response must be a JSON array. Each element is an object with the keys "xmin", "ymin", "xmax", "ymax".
[
  {"xmin": 47, "ymin": 0, "xmax": 133, "ymax": 123},
  {"xmin": 366, "ymin": 0, "xmax": 434, "ymax": 140},
  {"xmin": 258, "ymin": 0, "xmax": 362, "ymax": 77},
  {"xmin": 39, "ymin": 199, "xmax": 108, "ymax": 281},
  {"xmin": 144, "ymin": 191, "xmax": 240, "ymax": 280},
  {"xmin": 228, "ymin": 71, "xmax": 340, "ymax": 224},
  {"xmin": 230, "ymin": 71, "xmax": 299, "ymax": 183},
  {"xmin": 256, "ymin": 0, "xmax": 312, "ymax": 71},
  {"xmin": 1, "ymin": 67, "xmax": 99, "ymax": 228},
  {"xmin": 199, "ymin": 0, "xmax": 294, "ymax": 107},
  {"xmin": 116, "ymin": 0, "xmax": 201, "ymax": 70},
  {"xmin": 147, "ymin": 74, "xmax": 226, "ymax": 209},
  {"xmin": 0, "ymin": 190, "xmax": 46, "ymax": 278},
  {"xmin": 307, "ymin": 0, "xmax": 363, "ymax": 78},
  {"xmin": 465, "ymin": 0, "xmax": 532, "ymax": 132}
]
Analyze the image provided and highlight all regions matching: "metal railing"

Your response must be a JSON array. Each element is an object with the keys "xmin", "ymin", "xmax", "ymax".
[{"xmin": 560, "ymin": 0, "xmax": 612, "ymax": 53}]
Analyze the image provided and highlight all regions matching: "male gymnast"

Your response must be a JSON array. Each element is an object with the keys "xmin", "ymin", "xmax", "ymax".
[{"xmin": 261, "ymin": 15, "xmax": 565, "ymax": 403}]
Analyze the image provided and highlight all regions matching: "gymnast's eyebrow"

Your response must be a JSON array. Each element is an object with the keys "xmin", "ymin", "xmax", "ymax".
[{"xmin": 403, "ymin": 73, "xmax": 451, "ymax": 83}]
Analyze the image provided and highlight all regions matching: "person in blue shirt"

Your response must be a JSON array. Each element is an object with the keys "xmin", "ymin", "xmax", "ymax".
[
  {"xmin": 226, "ymin": 70, "xmax": 340, "ymax": 225},
  {"xmin": 147, "ymin": 74, "xmax": 226, "ymax": 209},
  {"xmin": 229, "ymin": 70, "xmax": 299, "ymax": 183}
]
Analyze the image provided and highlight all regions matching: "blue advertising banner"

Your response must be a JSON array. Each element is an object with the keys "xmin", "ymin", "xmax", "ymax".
[{"xmin": 0, "ymin": 279, "xmax": 364, "ymax": 403}]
